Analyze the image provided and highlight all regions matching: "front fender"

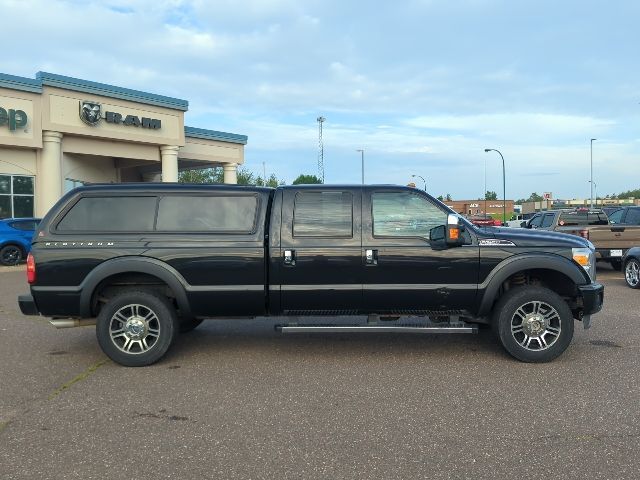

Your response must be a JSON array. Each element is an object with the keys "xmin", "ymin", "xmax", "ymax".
[
  {"xmin": 78, "ymin": 256, "xmax": 192, "ymax": 319},
  {"xmin": 476, "ymin": 253, "xmax": 589, "ymax": 317}
]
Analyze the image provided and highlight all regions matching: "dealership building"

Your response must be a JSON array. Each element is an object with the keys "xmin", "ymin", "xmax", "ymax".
[
  {"xmin": 0, "ymin": 71, "xmax": 247, "ymax": 218},
  {"xmin": 443, "ymin": 199, "xmax": 515, "ymax": 217}
]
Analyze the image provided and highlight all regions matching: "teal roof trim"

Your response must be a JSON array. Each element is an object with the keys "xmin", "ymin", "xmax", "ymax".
[
  {"xmin": 0, "ymin": 73, "xmax": 43, "ymax": 93},
  {"xmin": 185, "ymin": 126, "xmax": 248, "ymax": 145},
  {"xmin": 36, "ymin": 72, "xmax": 189, "ymax": 111}
]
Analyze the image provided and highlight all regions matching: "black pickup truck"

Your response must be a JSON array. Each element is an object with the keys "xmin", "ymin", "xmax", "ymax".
[{"xmin": 19, "ymin": 183, "xmax": 603, "ymax": 366}]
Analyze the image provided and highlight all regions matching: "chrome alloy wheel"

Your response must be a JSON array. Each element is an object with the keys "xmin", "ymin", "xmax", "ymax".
[
  {"xmin": 625, "ymin": 260, "xmax": 640, "ymax": 287},
  {"xmin": 109, "ymin": 304, "xmax": 160, "ymax": 354},
  {"xmin": 510, "ymin": 301, "xmax": 561, "ymax": 351}
]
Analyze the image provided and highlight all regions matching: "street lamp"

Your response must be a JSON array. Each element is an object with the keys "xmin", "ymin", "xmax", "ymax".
[
  {"xmin": 590, "ymin": 138, "xmax": 597, "ymax": 209},
  {"xmin": 484, "ymin": 148, "xmax": 506, "ymax": 225},
  {"xmin": 411, "ymin": 174, "xmax": 426, "ymax": 191},
  {"xmin": 589, "ymin": 180, "xmax": 598, "ymax": 207},
  {"xmin": 356, "ymin": 149, "xmax": 364, "ymax": 184}
]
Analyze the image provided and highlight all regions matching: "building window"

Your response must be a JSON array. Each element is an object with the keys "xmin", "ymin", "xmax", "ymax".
[{"xmin": 0, "ymin": 174, "xmax": 35, "ymax": 219}]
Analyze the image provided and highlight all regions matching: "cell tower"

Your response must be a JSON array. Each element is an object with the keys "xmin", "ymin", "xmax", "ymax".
[{"xmin": 317, "ymin": 116, "xmax": 325, "ymax": 183}]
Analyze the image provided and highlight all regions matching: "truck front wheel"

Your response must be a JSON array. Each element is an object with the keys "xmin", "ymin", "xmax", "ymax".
[
  {"xmin": 493, "ymin": 286, "xmax": 574, "ymax": 363},
  {"xmin": 96, "ymin": 290, "xmax": 178, "ymax": 367}
]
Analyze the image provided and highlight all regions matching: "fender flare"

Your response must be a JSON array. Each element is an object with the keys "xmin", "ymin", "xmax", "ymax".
[
  {"xmin": 476, "ymin": 253, "xmax": 590, "ymax": 317},
  {"xmin": 78, "ymin": 256, "xmax": 192, "ymax": 318}
]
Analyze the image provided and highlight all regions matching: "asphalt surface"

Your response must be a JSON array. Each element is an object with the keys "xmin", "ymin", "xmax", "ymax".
[{"xmin": 0, "ymin": 265, "xmax": 638, "ymax": 479}]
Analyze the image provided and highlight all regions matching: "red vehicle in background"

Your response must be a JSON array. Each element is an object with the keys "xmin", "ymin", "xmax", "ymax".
[{"xmin": 467, "ymin": 214, "xmax": 502, "ymax": 227}]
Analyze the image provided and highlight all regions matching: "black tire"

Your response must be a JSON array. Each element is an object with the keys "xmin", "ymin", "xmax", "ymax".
[
  {"xmin": 179, "ymin": 318, "xmax": 204, "ymax": 333},
  {"xmin": 624, "ymin": 258, "xmax": 640, "ymax": 289},
  {"xmin": 96, "ymin": 290, "xmax": 178, "ymax": 367},
  {"xmin": 610, "ymin": 259, "xmax": 623, "ymax": 271},
  {"xmin": 0, "ymin": 245, "xmax": 23, "ymax": 266},
  {"xmin": 492, "ymin": 286, "xmax": 574, "ymax": 363}
]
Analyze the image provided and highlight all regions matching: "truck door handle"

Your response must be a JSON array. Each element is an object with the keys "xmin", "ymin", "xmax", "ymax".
[
  {"xmin": 284, "ymin": 249, "xmax": 295, "ymax": 266},
  {"xmin": 365, "ymin": 249, "xmax": 378, "ymax": 265}
]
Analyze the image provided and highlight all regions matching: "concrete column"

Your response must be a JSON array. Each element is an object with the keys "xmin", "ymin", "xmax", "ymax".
[
  {"xmin": 38, "ymin": 131, "xmax": 63, "ymax": 216},
  {"xmin": 223, "ymin": 163, "xmax": 238, "ymax": 184},
  {"xmin": 160, "ymin": 145, "xmax": 180, "ymax": 182}
]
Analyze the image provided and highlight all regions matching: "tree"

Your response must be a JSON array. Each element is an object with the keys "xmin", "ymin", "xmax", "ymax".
[
  {"xmin": 516, "ymin": 192, "xmax": 544, "ymax": 203},
  {"xmin": 292, "ymin": 174, "xmax": 322, "ymax": 185},
  {"xmin": 612, "ymin": 188, "xmax": 640, "ymax": 199},
  {"xmin": 485, "ymin": 191, "xmax": 498, "ymax": 200},
  {"xmin": 437, "ymin": 195, "xmax": 444, "ymax": 201},
  {"xmin": 179, "ymin": 166, "xmax": 284, "ymax": 186},
  {"xmin": 236, "ymin": 167, "xmax": 257, "ymax": 185},
  {"xmin": 446, "ymin": 194, "xmax": 452, "ymax": 201},
  {"xmin": 256, "ymin": 173, "xmax": 284, "ymax": 188},
  {"xmin": 178, "ymin": 167, "xmax": 222, "ymax": 184}
]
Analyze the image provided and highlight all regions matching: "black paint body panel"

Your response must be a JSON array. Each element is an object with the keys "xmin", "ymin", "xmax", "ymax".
[{"xmin": 24, "ymin": 183, "xmax": 600, "ymax": 323}]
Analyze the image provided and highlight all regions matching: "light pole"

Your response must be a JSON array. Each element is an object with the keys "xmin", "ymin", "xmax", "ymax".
[
  {"xmin": 262, "ymin": 161, "xmax": 266, "ymax": 186},
  {"xmin": 484, "ymin": 156, "xmax": 487, "ymax": 215},
  {"xmin": 589, "ymin": 181, "xmax": 598, "ymax": 207},
  {"xmin": 484, "ymin": 148, "xmax": 506, "ymax": 225},
  {"xmin": 356, "ymin": 149, "xmax": 364, "ymax": 184},
  {"xmin": 411, "ymin": 174, "xmax": 426, "ymax": 191},
  {"xmin": 590, "ymin": 138, "xmax": 597, "ymax": 209}
]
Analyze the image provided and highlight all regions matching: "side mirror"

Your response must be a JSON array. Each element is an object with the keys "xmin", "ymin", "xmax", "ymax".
[
  {"xmin": 520, "ymin": 221, "xmax": 527, "ymax": 228},
  {"xmin": 430, "ymin": 214, "xmax": 465, "ymax": 248}
]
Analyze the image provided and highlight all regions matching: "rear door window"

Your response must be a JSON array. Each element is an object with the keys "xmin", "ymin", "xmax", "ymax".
[
  {"xmin": 541, "ymin": 213, "xmax": 555, "ymax": 228},
  {"xmin": 156, "ymin": 195, "xmax": 258, "ymax": 233},
  {"xmin": 624, "ymin": 209, "xmax": 640, "ymax": 225},
  {"xmin": 558, "ymin": 212, "xmax": 607, "ymax": 226},
  {"xmin": 293, "ymin": 191, "xmax": 353, "ymax": 237},
  {"xmin": 607, "ymin": 209, "xmax": 624, "ymax": 224},
  {"xmin": 57, "ymin": 197, "xmax": 157, "ymax": 232},
  {"xmin": 9, "ymin": 220, "xmax": 38, "ymax": 231}
]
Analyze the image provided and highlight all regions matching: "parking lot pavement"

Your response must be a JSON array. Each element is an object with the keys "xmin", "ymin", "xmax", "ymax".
[{"xmin": 0, "ymin": 266, "xmax": 639, "ymax": 480}]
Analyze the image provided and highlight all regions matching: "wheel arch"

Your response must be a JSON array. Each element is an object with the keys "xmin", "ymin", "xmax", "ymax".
[
  {"xmin": 477, "ymin": 253, "xmax": 589, "ymax": 317},
  {"xmin": 79, "ymin": 257, "xmax": 192, "ymax": 319}
]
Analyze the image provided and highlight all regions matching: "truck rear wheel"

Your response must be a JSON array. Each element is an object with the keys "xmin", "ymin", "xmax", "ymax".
[
  {"xmin": 96, "ymin": 290, "xmax": 178, "ymax": 367},
  {"xmin": 493, "ymin": 286, "xmax": 574, "ymax": 363}
]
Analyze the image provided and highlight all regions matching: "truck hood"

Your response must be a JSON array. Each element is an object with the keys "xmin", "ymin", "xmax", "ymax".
[{"xmin": 482, "ymin": 227, "xmax": 591, "ymax": 249}]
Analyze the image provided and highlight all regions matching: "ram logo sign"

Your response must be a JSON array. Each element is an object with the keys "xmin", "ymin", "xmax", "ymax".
[{"xmin": 79, "ymin": 100, "xmax": 162, "ymax": 130}]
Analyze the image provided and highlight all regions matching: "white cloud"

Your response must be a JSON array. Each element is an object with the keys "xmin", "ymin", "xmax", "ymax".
[{"xmin": 1, "ymin": 0, "xmax": 638, "ymax": 198}]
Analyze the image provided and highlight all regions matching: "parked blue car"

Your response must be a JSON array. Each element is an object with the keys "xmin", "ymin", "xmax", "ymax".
[{"xmin": 0, "ymin": 218, "xmax": 41, "ymax": 266}]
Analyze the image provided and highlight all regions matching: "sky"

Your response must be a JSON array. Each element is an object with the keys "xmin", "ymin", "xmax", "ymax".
[{"xmin": 2, "ymin": 0, "xmax": 639, "ymax": 201}]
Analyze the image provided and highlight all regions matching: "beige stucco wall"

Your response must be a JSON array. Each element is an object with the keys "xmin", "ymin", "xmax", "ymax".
[
  {"xmin": 0, "ymin": 88, "xmax": 42, "ymax": 149},
  {"xmin": 63, "ymin": 136, "xmax": 160, "ymax": 161},
  {"xmin": 180, "ymin": 137, "xmax": 244, "ymax": 164},
  {"xmin": 42, "ymin": 86, "xmax": 185, "ymax": 147},
  {"xmin": 63, "ymin": 153, "xmax": 118, "ymax": 184},
  {"xmin": 0, "ymin": 146, "xmax": 37, "ymax": 176}
]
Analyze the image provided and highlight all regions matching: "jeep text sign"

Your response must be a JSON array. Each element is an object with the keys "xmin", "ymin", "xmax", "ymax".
[{"xmin": 0, "ymin": 107, "xmax": 28, "ymax": 131}]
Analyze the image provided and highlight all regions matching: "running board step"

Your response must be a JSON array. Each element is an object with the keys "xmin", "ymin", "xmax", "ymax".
[{"xmin": 277, "ymin": 325, "xmax": 478, "ymax": 334}]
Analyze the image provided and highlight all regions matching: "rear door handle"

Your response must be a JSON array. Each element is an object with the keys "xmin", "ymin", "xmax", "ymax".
[
  {"xmin": 284, "ymin": 249, "xmax": 296, "ymax": 266},
  {"xmin": 365, "ymin": 249, "xmax": 378, "ymax": 265}
]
